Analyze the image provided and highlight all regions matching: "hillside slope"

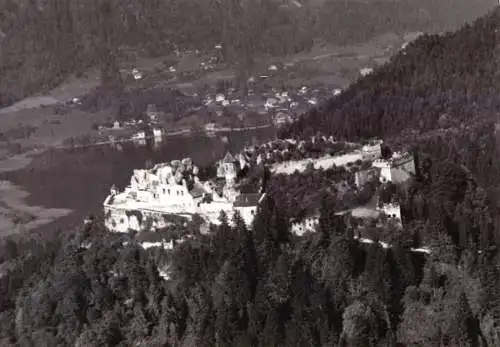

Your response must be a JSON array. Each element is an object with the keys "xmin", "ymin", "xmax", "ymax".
[
  {"xmin": 0, "ymin": 0, "xmax": 495, "ymax": 108},
  {"xmin": 281, "ymin": 7, "xmax": 500, "ymax": 187}
]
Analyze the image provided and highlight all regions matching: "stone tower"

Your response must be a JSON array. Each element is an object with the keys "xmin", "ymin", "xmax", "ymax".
[{"xmin": 217, "ymin": 152, "xmax": 237, "ymax": 181}]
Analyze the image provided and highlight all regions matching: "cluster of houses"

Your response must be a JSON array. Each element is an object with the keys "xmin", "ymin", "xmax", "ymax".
[
  {"xmin": 103, "ymin": 152, "xmax": 265, "ymax": 233},
  {"xmin": 199, "ymin": 83, "xmax": 337, "ymax": 128}
]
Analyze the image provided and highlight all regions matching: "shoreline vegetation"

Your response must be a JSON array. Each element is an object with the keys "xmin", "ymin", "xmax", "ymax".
[{"xmin": 61, "ymin": 123, "xmax": 274, "ymax": 150}]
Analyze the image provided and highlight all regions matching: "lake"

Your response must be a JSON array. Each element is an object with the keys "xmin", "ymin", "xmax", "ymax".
[{"xmin": 1, "ymin": 127, "xmax": 276, "ymax": 233}]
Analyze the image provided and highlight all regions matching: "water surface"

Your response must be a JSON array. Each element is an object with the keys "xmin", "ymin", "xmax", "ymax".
[{"xmin": 2, "ymin": 128, "xmax": 276, "ymax": 232}]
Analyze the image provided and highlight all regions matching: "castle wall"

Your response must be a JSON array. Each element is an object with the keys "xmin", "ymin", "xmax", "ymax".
[
  {"xmin": 372, "ymin": 154, "xmax": 415, "ymax": 183},
  {"xmin": 156, "ymin": 183, "xmax": 196, "ymax": 212},
  {"xmin": 362, "ymin": 143, "xmax": 382, "ymax": 161},
  {"xmin": 380, "ymin": 167, "xmax": 392, "ymax": 182},
  {"xmin": 104, "ymin": 205, "xmax": 194, "ymax": 232},
  {"xmin": 377, "ymin": 203, "xmax": 402, "ymax": 224}
]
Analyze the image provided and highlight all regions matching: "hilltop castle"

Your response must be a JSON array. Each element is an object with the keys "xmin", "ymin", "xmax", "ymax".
[{"xmin": 103, "ymin": 152, "xmax": 264, "ymax": 233}]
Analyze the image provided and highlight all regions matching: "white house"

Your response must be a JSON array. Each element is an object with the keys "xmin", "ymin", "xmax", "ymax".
[
  {"xmin": 132, "ymin": 68, "xmax": 143, "ymax": 80},
  {"xmin": 132, "ymin": 131, "xmax": 146, "ymax": 140},
  {"xmin": 360, "ymin": 67, "xmax": 373, "ymax": 77},
  {"xmin": 153, "ymin": 128, "xmax": 163, "ymax": 138}
]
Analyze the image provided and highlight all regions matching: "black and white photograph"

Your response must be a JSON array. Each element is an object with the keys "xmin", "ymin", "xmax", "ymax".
[{"xmin": 0, "ymin": 0, "xmax": 498, "ymax": 345}]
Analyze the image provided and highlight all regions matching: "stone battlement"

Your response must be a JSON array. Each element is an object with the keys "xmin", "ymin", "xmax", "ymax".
[
  {"xmin": 372, "ymin": 159, "xmax": 391, "ymax": 168},
  {"xmin": 390, "ymin": 152, "xmax": 413, "ymax": 167},
  {"xmin": 372, "ymin": 152, "xmax": 413, "ymax": 168}
]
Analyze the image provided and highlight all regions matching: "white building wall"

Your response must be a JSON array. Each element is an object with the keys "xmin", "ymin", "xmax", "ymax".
[
  {"xmin": 156, "ymin": 183, "xmax": 196, "ymax": 212},
  {"xmin": 380, "ymin": 204, "xmax": 402, "ymax": 220},
  {"xmin": 153, "ymin": 128, "xmax": 162, "ymax": 137},
  {"xmin": 380, "ymin": 167, "xmax": 392, "ymax": 182},
  {"xmin": 129, "ymin": 215, "xmax": 141, "ymax": 231},
  {"xmin": 136, "ymin": 190, "xmax": 154, "ymax": 202},
  {"xmin": 234, "ymin": 206, "xmax": 257, "ymax": 226}
]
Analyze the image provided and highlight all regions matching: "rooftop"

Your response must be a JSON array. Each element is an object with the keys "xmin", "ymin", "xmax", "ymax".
[{"xmin": 221, "ymin": 152, "xmax": 235, "ymax": 163}]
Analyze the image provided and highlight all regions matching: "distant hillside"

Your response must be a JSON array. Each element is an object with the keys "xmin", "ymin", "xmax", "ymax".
[
  {"xmin": 0, "ymin": 0, "xmax": 495, "ymax": 108},
  {"xmin": 281, "ymin": 7, "xmax": 500, "ymax": 187}
]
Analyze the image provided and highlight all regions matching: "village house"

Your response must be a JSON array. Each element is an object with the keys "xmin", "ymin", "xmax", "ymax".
[{"xmin": 146, "ymin": 104, "xmax": 161, "ymax": 122}]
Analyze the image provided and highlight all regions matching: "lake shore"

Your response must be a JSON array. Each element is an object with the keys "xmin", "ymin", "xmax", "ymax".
[{"xmin": 0, "ymin": 149, "xmax": 73, "ymax": 238}]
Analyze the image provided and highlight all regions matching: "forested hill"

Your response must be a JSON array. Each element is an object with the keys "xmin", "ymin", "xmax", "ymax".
[
  {"xmin": 282, "ymin": 7, "xmax": 500, "ymax": 141},
  {"xmin": 281, "ymin": 7, "xmax": 500, "ymax": 187},
  {"xmin": 0, "ymin": 0, "xmax": 495, "ymax": 107}
]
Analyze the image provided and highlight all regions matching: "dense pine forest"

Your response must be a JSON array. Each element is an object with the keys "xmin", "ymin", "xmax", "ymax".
[{"xmin": 2, "ymin": 4, "xmax": 500, "ymax": 347}]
